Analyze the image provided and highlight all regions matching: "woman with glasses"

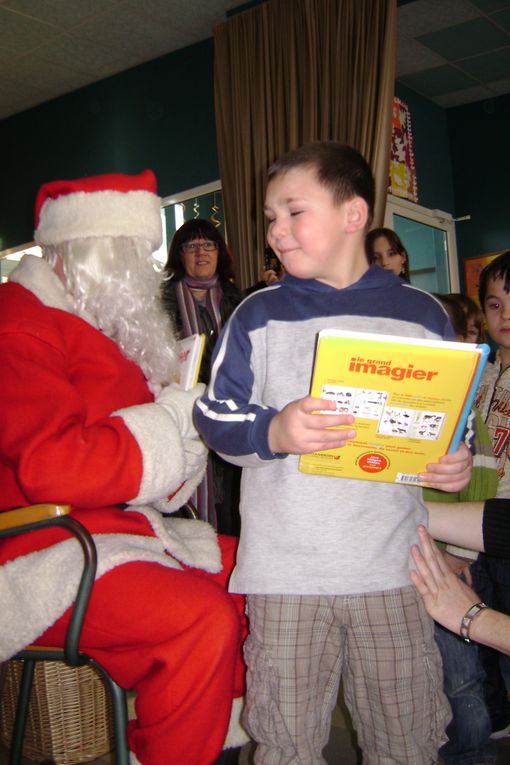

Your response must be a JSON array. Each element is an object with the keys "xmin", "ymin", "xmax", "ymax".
[{"xmin": 162, "ymin": 219, "xmax": 242, "ymax": 532}]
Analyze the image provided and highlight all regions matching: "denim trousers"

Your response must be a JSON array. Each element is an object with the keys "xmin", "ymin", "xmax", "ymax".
[{"xmin": 435, "ymin": 623, "xmax": 496, "ymax": 765}]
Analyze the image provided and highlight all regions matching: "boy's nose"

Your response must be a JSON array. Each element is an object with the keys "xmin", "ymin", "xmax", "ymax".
[{"xmin": 271, "ymin": 218, "xmax": 288, "ymax": 239}]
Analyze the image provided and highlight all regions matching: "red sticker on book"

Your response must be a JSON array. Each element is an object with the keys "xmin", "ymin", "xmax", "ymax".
[{"xmin": 357, "ymin": 452, "xmax": 389, "ymax": 473}]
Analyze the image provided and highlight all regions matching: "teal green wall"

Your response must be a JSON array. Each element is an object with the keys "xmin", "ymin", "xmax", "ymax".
[
  {"xmin": 2, "ymin": 35, "xmax": 508, "ymax": 278},
  {"xmin": 394, "ymin": 85, "xmax": 510, "ymax": 289},
  {"xmin": 395, "ymin": 83, "xmax": 455, "ymax": 214},
  {"xmin": 447, "ymin": 94, "xmax": 510, "ymax": 264},
  {"xmin": 0, "ymin": 38, "xmax": 218, "ymax": 251}
]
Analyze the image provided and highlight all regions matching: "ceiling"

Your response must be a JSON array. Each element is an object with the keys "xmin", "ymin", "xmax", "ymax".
[
  {"xmin": 397, "ymin": 0, "xmax": 510, "ymax": 108},
  {"xmin": 1, "ymin": 0, "xmax": 510, "ymax": 122}
]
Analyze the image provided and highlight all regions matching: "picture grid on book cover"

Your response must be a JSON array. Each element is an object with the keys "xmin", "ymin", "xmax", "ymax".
[{"xmin": 320, "ymin": 384, "xmax": 445, "ymax": 440}]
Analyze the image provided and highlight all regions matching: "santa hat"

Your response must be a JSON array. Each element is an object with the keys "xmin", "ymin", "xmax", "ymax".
[{"xmin": 34, "ymin": 169, "xmax": 162, "ymax": 250}]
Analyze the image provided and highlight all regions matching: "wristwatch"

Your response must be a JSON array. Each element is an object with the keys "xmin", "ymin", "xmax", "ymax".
[{"xmin": 460, "ymin": 601, "xmax": 488, "ymax": 643}]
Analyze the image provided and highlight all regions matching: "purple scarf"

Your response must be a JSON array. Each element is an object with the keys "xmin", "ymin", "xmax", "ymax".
[{"xmin": 176, "ymin": 276, "xmax": 224, "ymax": 339}]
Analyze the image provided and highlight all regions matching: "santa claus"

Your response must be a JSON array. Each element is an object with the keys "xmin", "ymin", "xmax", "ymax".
[{"xmin": 0, "ymin": 170, "xmax": 247, "ymax": 765}]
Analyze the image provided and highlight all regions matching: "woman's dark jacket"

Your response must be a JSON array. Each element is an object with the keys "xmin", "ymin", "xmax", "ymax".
[{"xmin": 162, "ymin": 277, "xmax": 243, "ymax": 384}]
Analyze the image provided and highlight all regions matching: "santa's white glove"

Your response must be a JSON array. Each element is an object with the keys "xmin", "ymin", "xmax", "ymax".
[
  {"xmin": 156, "ymin": 382, "xmax": 206, "ymax": 440},
  {"xmin": 183, "ymin": 437, "xmax": 208, "ymax": 480}
]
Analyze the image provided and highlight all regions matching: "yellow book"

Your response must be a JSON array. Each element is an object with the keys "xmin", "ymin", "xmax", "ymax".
[
  {"xmin": 299, "ymin": 329, "xmax": 490, "ymax": 486},
  {"xmin": 175, "ymin": 333, "xmax": 206, "ymax": 390}
]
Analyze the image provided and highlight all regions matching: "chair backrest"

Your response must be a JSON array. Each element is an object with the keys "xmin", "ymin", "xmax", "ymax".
[
  {"xmin": 0, "ymin": 504, "xmax": 97, "ymax": 664},
  {"xmin": 0, "ymin": 503, "xmax": 71, "ymax": 530}
]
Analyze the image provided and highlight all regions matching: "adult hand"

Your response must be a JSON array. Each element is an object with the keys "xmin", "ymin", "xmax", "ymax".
[
  {"xmin": 417, "ymin": 442, "xmax": 472, "ymax": 492},
  {"xmin": 410, "ymin": 525, "xmax": 479, "ymax": 635},
  {"xmin": 268, "ymin": 396, "xmax": 356, "ymax": 455},
  {"xmin": 156, "ymin": 382, "xmax": 206, "ymax": 440}
]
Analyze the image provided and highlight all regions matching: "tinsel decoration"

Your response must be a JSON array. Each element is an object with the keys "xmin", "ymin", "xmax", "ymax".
[
  {"xmin": 193, "ymin": 199, "xmax": 199, "ymax": 218},
  {"xmin": 211, "ymin": 193, "xmax": 221, "ymax": 227}
]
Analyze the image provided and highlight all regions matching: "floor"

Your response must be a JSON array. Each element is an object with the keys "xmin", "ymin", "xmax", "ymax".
[{"xmin": 2, "ymin": 684, "xmax": 510, "ymax": 765}]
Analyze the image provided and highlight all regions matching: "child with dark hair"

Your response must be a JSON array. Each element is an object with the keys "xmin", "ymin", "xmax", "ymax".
[
  {"xmin": 365, "ymin": 226, "xmax": 410, "ymax": 281},
  {"xmin": 428, "ymin": 292, "xmax": 499, "ymax": 765},
  {"xmin": 450, "ymin": 292, "xmax": 487, "ymax": 344},
  {"xmin": 472, "ymin": 250, "xmax": 510, "ymax": 741},
  {"xmin": 434, "ymin": 293, "xmax": 468, "ymax": 341},
  {"xmin": 196, "ymin": 141, "xmax": 473, "ymax": 763}
]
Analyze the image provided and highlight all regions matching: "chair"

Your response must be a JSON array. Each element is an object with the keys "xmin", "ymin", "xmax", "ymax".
[{"xmin": 0, "ymin": 503, "xmax": 130, "ymax": 765}]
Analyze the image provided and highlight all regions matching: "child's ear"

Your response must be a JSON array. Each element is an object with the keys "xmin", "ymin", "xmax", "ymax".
[{"xmin": 345, "ymin": 197, "xmax": 369, "ymax": 233}]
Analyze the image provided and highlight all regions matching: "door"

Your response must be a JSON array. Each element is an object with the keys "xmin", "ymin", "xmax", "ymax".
[{"xmin": 384, "ymin": 196, "xmax": 460, "ymax": 294}]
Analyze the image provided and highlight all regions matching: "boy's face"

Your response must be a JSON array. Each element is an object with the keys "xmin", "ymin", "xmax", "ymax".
[
  {"xmin": 264, "ymin": 166, "xmax": 368, "ymax": 288},
  {"xmin": 483, "ymin": 275, "xmax": 510, "ymax": 350}
]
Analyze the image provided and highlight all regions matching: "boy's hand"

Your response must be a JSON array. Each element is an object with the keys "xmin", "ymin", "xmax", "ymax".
[
  {"xmin": 268, "ymin": 396, "xmax": 356, "ymax": 455},
  {"xmin": 417, "ymin": 442, "xmax": 472, "ymax": 492}
]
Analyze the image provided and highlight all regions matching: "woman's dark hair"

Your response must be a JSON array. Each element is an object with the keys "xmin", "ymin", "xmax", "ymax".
[
  {"xmin": 365, "ymin": 227, "xmax": 410, "ymax": 281},
  {"xmin": 165, "ymin": 218, "xmax": 235, "ymax": 281},
  {"xmin": 478, "ymin": 250, "xmax": 510, "ymax": 309}
]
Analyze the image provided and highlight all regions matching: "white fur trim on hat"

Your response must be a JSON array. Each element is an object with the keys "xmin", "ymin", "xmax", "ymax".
[{"xmin": 35, "ymin": 189, "xmax": 162, "ymax": 250}]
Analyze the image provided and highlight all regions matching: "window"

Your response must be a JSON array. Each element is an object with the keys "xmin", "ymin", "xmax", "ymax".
[
  {"xmin": 160, "ymin": 181, "xmax": 224, "ymax": 268},
  {"xmin": 385, "ymin": 196, "xmax": 460, "ymax": 293},
  {"xmin": 0, "ymin": 181, "xmax": 225, "ymax": 279},
  {"xmin": 0, "ymin": 244, "xmax": 42, "ymax": 283}
]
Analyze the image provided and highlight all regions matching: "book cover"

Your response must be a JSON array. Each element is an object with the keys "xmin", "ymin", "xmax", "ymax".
[
  {"xmin": 299, "ymin": 330, "xmax": 490, "ymax": 486},
  {"xmin": 176, "ymin": 333, "xmax": 205, "ymax": 390}
]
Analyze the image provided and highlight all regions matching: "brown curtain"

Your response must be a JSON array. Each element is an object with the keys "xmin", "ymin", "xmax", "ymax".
[{"xmin": 214, "ymin": 0, "xmax": 397, "ymax": 289}]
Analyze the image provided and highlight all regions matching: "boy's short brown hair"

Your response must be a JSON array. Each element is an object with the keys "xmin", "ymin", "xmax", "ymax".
[
  {"xmin": 478, "ymin": 250, "xmax": 510, "ymax": 309},
  {"xmin": 267, "ymin": 141, "xmax": 375, "ymax": 228}
]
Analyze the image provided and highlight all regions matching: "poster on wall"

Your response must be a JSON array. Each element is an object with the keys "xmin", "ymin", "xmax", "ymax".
[
  {"xmin": 388, "ymin": 97, "xmax": 418, "ymax": 203},
  {"xmin": 464, "ymin": 251, "xmax": 506, "ymax": 305}
]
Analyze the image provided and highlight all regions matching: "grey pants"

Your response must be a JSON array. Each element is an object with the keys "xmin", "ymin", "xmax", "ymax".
[{"xmin": 243, "ymin": 587, "xmax": 450, "ymax": 765}]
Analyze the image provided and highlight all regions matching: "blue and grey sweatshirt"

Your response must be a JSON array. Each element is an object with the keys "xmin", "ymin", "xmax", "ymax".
[{"xmin": 195, "ymin": 266, "xmax": 453, "ymax": 595}]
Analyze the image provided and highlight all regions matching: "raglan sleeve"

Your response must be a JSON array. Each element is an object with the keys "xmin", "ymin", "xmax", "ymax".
[{"xmin": 194, "ymin": 311, "xmax": 285, "ymax": 467}]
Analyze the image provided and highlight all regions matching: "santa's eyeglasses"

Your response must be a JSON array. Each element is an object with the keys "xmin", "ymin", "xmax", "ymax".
[{"xmin": 182, "ymin": 241, "xmax": 218, "ymax": 253}]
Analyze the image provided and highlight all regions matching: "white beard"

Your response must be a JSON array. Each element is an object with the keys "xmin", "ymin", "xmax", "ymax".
[{"xmin": 45, "ymin": 237, "xmax": 178, "ymax": 391}]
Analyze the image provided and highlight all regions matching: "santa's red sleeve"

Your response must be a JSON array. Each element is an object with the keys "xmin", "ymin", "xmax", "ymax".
[{"xmin": 0, "ymin": 283, "xmax": 204, "ymax": 512}]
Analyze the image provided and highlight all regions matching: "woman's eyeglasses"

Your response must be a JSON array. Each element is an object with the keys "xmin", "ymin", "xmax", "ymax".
[{"xmin": 182, "ymin": 241, "xmax": 218, "ymax": 253}]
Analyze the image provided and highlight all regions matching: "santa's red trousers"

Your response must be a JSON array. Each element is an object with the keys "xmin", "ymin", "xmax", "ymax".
[{"xmin": 34, "ymin": 535, "xmax": 246, "ymax": 765}]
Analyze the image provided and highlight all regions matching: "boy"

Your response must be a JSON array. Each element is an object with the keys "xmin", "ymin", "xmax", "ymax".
[
  {"xmin": 195, "ymin": 142, "xmax": 472, "ymax": 763},
  {"xmin": 472, "ymin": 250, "xmax": 510, "ymax": 740}
]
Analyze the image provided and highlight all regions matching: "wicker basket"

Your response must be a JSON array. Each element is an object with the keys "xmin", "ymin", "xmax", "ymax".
[{"xmin": 0, "ymin": 660, "xmax": 114, "ymax": 764}]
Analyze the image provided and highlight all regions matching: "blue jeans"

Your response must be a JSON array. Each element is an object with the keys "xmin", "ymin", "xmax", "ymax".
[{"xmin": 435, "ymin": 623, "xmax": 496, "ymax": 764}]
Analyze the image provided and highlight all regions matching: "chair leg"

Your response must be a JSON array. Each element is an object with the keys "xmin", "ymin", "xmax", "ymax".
[
  {"xmin": 9, "ymin": 659, "xmax": 35, "ymax": 765},
  {"xmin": 90, "ymin": 661, "xmax": 130, "ymax": 765}
]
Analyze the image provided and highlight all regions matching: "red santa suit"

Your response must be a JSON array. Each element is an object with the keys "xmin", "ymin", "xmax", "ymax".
[{"xmin": 0, "ymin": 172, "xmax": 247, "ymax": 765}]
